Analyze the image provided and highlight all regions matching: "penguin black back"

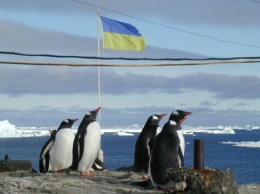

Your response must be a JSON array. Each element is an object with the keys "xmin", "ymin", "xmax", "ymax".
[
  {"xmin": 39, "ymin": 129, "xmax": 57, "ymax": 173},
  {"xmin": 133, "ymin": 113, "xmax": 166, "ymax": 173},
  {"xmin": 149, "ymin": 110, "xmax": 191, "ymax": 186},
  {"xmin": 71, "ymin": 107, "xmax": 101, "ymax": 171}
]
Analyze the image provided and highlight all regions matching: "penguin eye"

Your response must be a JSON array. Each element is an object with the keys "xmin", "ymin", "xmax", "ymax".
[
  {"xmin": 64, "ymin": 119, "xmax": 69, "ymax": 123},
  {"xmin": 170, "ymin": 120, "xmax": 177, "ymax": 126},
  {"xmin": 152, "ymin": 115, "xmax": 159, "ymax": 120}
]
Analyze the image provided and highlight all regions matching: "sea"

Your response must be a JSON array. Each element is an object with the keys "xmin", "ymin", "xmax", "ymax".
[{"xmin": 0, "ymin": 130, "xmax": 259, "ymax": 184}]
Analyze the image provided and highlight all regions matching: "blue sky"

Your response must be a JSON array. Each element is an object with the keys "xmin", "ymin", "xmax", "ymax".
[{"xmin": 1, "ymin": 0, "xmax": 260, "ymax": 128}]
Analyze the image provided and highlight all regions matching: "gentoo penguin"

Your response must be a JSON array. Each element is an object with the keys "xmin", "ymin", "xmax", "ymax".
[
  {"xmin": 39, "ymin": 129, "xmax": 57, "ymax": 173},
  {"xmin": 133, "ymin": 113, "xmax": 167, "ymax": 173},
  {"xmin": 4, "ymin": 154, "xmax": 10, "ymax": 161},
  {"xmin": 49, "ymin": 118, "xmax": 78, "ymax": 172},
  {"xmin": 148, "ymin": 110, "xmax": 191, "ymax": 187},
  {"xmin": 71, "ymin": 107, "xmax": 102, "ymax": 176}
]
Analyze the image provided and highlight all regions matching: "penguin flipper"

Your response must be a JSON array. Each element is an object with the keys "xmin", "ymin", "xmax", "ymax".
[
  {"xmin": 147, "ymin": 135, "xmax": 156, "ymax": 156},
  {"xmin": 71, "ymin": 134, "xmax": 80, "ymax": 170},
  {"xmin": 92, "ymin": 158, "xmax": 106, "ymax": 171},
  {"xmin": 40, "ymin": 139, "xmax": 54, "ymax": 160},
  {"xmin": 177, "ymin": 146, "xmax": 184, "ymax": 167}
]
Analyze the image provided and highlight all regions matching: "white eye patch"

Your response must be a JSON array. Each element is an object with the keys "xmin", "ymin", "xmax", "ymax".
[
  {"xmin": 170, "ymin": 120, "xmax": 177, "ymax": 126},
  {"xmin": 64, "ymin": 119, "xmax": 69, "ymax": 123},
  {"xmin": 152, "ymin": 115, "xmax": 159, "ymax": 120},
  {"xmin": 172, "ymin": 111, "xmax": 179, "ymax": 116}
]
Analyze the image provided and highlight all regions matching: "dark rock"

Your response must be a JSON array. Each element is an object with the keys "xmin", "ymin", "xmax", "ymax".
[
  {"xmin": 163, "ymin": 167, "xmax": 238, "ymax": 194},
  {"xmin": 0, "ymin": 160, "xmax": 32, "ymax": 172},
  {"xmin": 0, "ymin": 168, "xmax": 257, "ymax": 193}
]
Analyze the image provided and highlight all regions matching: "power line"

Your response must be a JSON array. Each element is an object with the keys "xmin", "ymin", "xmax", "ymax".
[
  {"xmin": 71, "ymin": 0, "xmax": 260, "ymax": 49},
  {"xmin": 250, "ymin": 0, "xmax": 260, "ymax": 4},
  {"xmin": 193, "ymin": 83, "xmax": 260, "ymax": 115},
  {"xmin": 1, "ymin": 51, "xmax": 260, "ymax": 61},
  {"xmin": 1, "ymin": 59, "xmax": 260, "ymax": 67}
]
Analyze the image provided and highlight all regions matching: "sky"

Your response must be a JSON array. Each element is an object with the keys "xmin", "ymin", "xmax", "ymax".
[{"xmin": 1, "ymin": 0, "xmax": 260, "ymax": 128}]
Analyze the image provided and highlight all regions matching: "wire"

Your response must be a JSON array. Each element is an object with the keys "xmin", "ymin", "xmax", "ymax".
[
  {"xmin": 1, "ymin": 51, "xmax": 260, "ymax": 61},
  {"xmin": 192, "ymin": 83, "xmax": 260, "ymax": 115},
  {"xmin": 1, "ymin": 59, "xmax": 260, "ymax": 67},
  {"xmin": 250, "ymin": 0, "xmax": 260, "ymax": 3},
  {"xmin": 70, "ymin": 0, "xmax": 260, "ymax": 49}
]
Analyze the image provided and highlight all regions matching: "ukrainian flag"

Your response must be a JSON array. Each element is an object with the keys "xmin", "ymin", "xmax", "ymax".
[{"xmin": 100, "ymin": 16, "xmax": 146, "ymax": 51}]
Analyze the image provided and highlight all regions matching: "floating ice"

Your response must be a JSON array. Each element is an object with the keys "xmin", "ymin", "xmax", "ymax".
[
  {"xmin": 1, "ymin": 120, "xmax": 260, "ymax": 138},
  {"xmin": 221, "ymin": 141, "xmax": 260, "ymax": 148},
  {"xmin": 0, "ymin": 120, "xmax": 19, "ymax": 137}
]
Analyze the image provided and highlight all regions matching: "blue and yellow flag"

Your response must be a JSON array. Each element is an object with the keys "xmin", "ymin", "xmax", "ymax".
[{"xmin": 100, "ymin": 16, "xmax": 146, "ymax": 51}]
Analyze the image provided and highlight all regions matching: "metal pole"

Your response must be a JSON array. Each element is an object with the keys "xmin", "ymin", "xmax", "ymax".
[
  {"xmin": 97, "ymin": 8, "xmax": 101, "ymax": 124},
  {"xmin": 194, "ymin": 139, "xmax": 204, "ymax": 171}
]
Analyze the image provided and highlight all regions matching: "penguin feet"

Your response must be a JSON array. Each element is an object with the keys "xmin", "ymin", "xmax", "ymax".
[
  {"xmin": 80, "ymin": 171, "xmax": 95, "ymax": 176},
  {"xmin": 141, "ymin": 174, "xmax": 150, "ymax": 180}
]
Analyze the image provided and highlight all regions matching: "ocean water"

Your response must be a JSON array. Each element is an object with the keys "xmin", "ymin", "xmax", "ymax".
[{"xmin": 0, "ymin": 130, "xmax": 259, "ymax": 184}]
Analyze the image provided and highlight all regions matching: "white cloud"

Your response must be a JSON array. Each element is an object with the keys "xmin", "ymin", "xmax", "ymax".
[{"xmin": 1, "ymin": 0, "xmax": 260, "ymax": 127}]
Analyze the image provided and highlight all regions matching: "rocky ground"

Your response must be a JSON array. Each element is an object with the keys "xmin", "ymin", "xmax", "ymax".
[{"xmin": 0, "ymin": 170, "xmax": 259, "ymax": 194}]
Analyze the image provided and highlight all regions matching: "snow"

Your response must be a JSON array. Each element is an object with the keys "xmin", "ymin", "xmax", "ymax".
[
  {"xmin": 0, "ymin": 120, "xmax": 18, "ymax": 137},
  {"xmin": 221, "ymin": 141, "xmax": 260, "ymax": 148},
  {"xmin": 182, "ymin": 126, "xmax": 236, "ymax": 134},
  {"xmin": 0, "ymin": 120, "xmax": 259, "ymax": 138}
]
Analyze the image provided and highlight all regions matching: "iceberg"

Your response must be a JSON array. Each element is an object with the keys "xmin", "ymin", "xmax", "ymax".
[
  {"xmin": 1, "ymin": 120, "xmax": 260, "ymax": 138},
  {"xmin": 221, "ymin": 141, "xmax": 260, "ymax": 148},
  {"xmin": 116, "ymin": 131, "xmax": 134, "ymax": 136},
  {"xmin": 182, "ymin": 126, "xmax": 235, "ymax": 134},
  {"xmin": 0, "ymin": 120, "xmax": 19, "ymax": 137}
]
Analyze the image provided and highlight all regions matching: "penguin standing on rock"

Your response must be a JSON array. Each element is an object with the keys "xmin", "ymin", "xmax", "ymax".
[
  {"xmin": 49, "ymin": 118, "xmax": 78, "ymax": 172},
  {"xmin": 39, "ymin": 129, "xmax": 57, "ymax": 173},
  {"xmin": 71, "ymin": 107, "xmax": 102, "ymax": 176},
  {"xmin": 133, "ymin": 113, "xmax": 167, "ymax": 173},
  {"xmin": 148, "ymin": 110, "xmax": 191, "ymax": 187}
]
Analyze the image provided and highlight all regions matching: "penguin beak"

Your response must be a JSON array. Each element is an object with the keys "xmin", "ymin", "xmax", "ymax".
[
  {"xmin": 159, "ymin": 113, "xmax": 167, "ymax": 120},
  {"xmin": 95, "ymin": 107, "xmax": 102, "ymax": 113},
  {"xmin": 183, "ymin": 111, "xmax": 192, "ymax": 116},
  {"xmin": 72, "ymin": 118, "xmax": 78, "ymax": 123},
  {"xmin": 179, "ymin": 111, "xmax": 191, "ymax": 123}
]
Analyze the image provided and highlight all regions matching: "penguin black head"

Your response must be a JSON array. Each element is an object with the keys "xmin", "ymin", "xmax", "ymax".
[
  {"xmin": 145, "ymin": 113, "xmax": 167, "ymax": 126},
  {"xmin": 49, "ymin": 129, "xmax": 57, "ymax": 138},
  {"xmin": 4, "ymin": 154, "xmax": 10, "ymax": 161},
  {"xmin": 83, "ymin": 107, "xmax": 101, "ymax": 122},
  {"xmin": 57, "ymin": 118, "xmax": 78, "ymax": 130},
  {"xmin": 169, "ymin": 110, "xmax": 191, "ymax": 125}
]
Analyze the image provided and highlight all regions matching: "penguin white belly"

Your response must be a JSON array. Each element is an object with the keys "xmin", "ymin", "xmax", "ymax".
[
  {"xmin": 78, "ymin": 122, "xmax": 101, "ymax": 172},
  {"xmin": 156, "ymin": 126, "xmax": 162, "ymax": 135},
  {"xmin": 148, "ymin": 157, "xmax": 156, "ymax": 187},
  {"xmin": 50, "ymin": 128, "xmax": 75, "ymax": 171},
  {"xmin": 177, "ymin": 130, "xmax": 185, "ymax": 157}
]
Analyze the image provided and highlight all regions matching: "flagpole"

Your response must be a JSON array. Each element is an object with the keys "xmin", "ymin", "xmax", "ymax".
[{"xmin": 97, "ymin": 8, "xmax": 101, "ymax": 124}]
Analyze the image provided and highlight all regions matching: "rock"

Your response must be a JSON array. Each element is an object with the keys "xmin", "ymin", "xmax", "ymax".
[
  {"xmin": 0, "ymin": 170, "xmax": 162, "ymax": 194},
  {"xmin": 164, "ymin": 167, "xmax": 238, "ymax": 194},
  {"xmin": 237, "ymin": 184, "xmax": 260, "ymax": 194},
  {"xmin": 0, "ymin": 160, "xmax": 32, "ymax": 172},
  {"xmin": 0, "ymin": 167, "xmax": 258, "ymax": 193}
]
